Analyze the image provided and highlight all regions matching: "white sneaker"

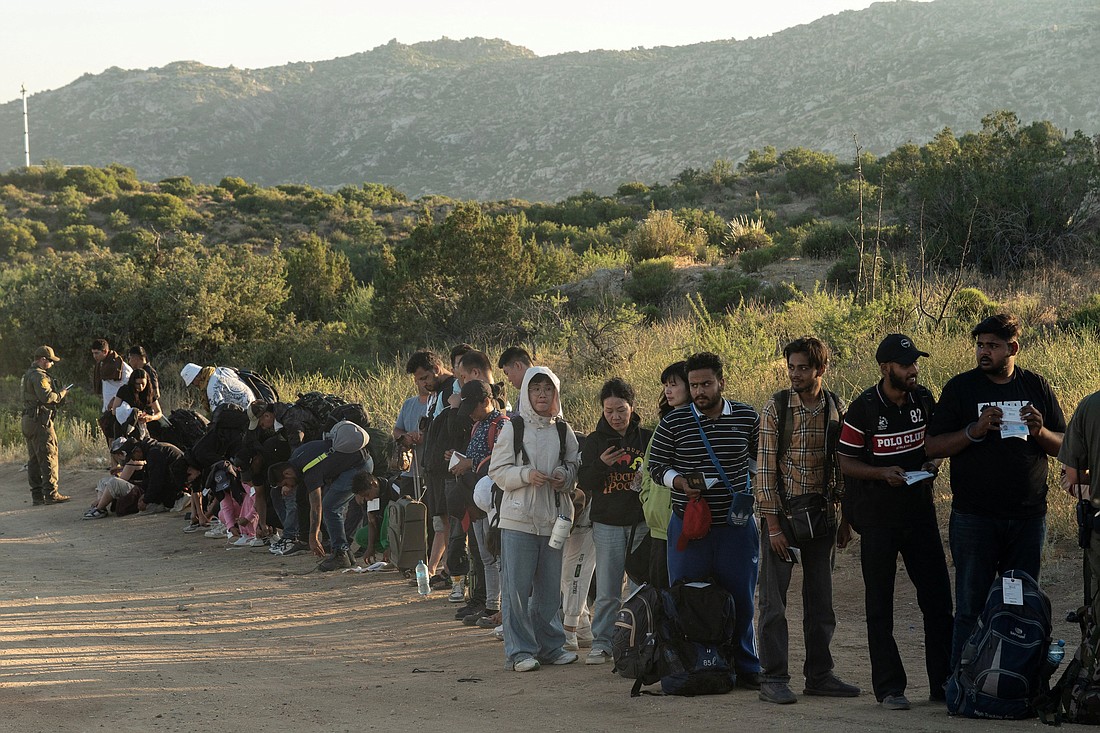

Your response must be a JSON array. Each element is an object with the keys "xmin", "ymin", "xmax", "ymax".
[
  {"xmin": 231, "ymin": 535, "xmax": 251, "ymax": 547},
  {"xmin": 564, "ymin": 631, "xmax": 579, "ymax": 651},
  {"xmin": 448, "ymin": 580, "xmax": 466, "ymax": 603},
  {"xmin": 552, "ymin": 651, "xmax": 578, "ymax": 665},
  {"xmin": 585, "ymin": 649, "xmax": 611, "ymax": 665},
  {"xmin": 247, "ymin": 536, "xmax": 267, "ymax": 547},
  {"xmin": 204, "ymin": 525, "xmax": 229, "ymax": 538},
  {"xmin": 490, "ymin": 625, "xmax": 504, "ymax": 641},
  {"xmin": 513, "ymin": 657, "xmax": 540, "ymax": 672}
]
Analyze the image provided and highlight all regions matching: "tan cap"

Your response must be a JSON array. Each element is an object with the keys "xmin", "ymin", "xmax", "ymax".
[{"xmin": 34, "ymin": 345, "xmax": 61, "ymax": 362}]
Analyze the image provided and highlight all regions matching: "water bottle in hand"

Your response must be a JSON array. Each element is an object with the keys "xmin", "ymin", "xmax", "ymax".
[{"xmin": 415, "ymin": 560, "xmax": 431, "ymax": 596}]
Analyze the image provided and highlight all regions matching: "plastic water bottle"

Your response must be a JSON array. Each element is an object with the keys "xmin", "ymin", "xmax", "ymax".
[
  {"xmin": 415, "ymin": 560, "xmax": 431, "ymax": 596},
  {"xmin": 1047, "ymin": 639, "xmax": 1066, "ymax": 667}
]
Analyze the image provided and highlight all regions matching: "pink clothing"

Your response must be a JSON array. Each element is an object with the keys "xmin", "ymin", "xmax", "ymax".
[{"xmin": 218, "ymin": 485, "xmax": 258, "ymax": 537}]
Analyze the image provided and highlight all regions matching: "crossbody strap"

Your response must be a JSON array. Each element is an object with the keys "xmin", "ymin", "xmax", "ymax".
[{"xmin": 690, "ymin": 404, "xmax": 744, "ymax": 496}]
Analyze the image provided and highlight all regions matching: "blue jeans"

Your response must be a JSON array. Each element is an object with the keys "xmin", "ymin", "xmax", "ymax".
[
  {"xmin": 591, "ymin": 521, "xmax": 648, "ymax": 653},
  {"xmin": 272, "ymin": 488, "xmax": 299, "ymax": 540},
  {"xmin": 949, "ymin": 510, "xmax": 1046, "ymax": 667},
  {"xmin": 321, "ymin": 467, "xmax": 359, "ymax": 553},
  {"xmin": 500, "ymin": 528, "xmax": 567, "ymax": 666},
  {"xmin": 667, "ymin": 513, "xmax": 760, "ymax": 674}
]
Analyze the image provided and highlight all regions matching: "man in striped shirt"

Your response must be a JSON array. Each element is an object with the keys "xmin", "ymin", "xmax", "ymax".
[
  {"xmin": 648, "ymin": 351, "xmax": 762, "ymax": 688},
  {"xmin": 755, "ymin": 337, "xmax": 859, "ymax": 704},
  {"xmin": 836, "ymin": 334, "xmax": 952, "ymax": 711}
]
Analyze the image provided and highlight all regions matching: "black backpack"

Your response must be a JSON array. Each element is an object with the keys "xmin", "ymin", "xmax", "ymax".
[
  {"xmin": 210, "ymin": 403, "xmax": 249, "ymax": 434},
  {"xmin": 295, "ymin": 391, "xmax": 348, "ymax": 433},
  {"xmin": 612, "ymin": 580, "xmax": 738, "ymax": 697},
  {"xmin": 229, "ymin": 367, "xmax": 281, "ymax": 404},
  {"xmin": 328, "ymin": 402, "xmax": 370, "ymax": 432},
  {"xmin": 165, "ymin": 408, "xmax": 209, "ymax": 450}
]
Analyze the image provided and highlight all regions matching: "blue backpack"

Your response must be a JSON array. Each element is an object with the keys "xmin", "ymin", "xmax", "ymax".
[{"xmin": 946, "ymin": 569, "xmax": 1053, "ymax": 719}]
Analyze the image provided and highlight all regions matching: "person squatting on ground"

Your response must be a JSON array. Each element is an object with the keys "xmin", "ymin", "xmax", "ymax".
[
  {"xmin": 22, "ymin": 345, "xmax": 71, "ymax": 505},
  {"xmin": 754, "ymin": 337, "xmax": 860, "ymax": 704},
  {"xmin": 924, "ymin": 313, "xmax": 1065, "ymax": 668},
  {"xmin": 837, "ymin": 334, "xmax": 953, "ymax": 711},
  {"xmin": 647, "ymin": 351, "xmax": 763, "ymax": 689},
  {"xmin": 577, "ymin": 377, "xmax": 650, "ymax": 666},
  {"xmin": 489, "ymin": 366, "xmax": 580, "ymax": 672}
]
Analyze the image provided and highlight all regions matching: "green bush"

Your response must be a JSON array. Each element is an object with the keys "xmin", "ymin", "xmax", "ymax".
[
  {"xmin": 625, "ymin": 257, "xmax": 679, "ymax": 306},
  {"xmin": 675, "ymin": 208, "xmax": 726, "ymax": 246},
  {"xmin": 616, "ymin": 181, "xmax": 650, "ymax": 196},
  {"xmin": 1069, "ymin": 295, "xmax": 1100, "ymax": 332},
  {"xmin": 625, "ymin": 210, "xmax": 708, "ymax": 261},
  {"xmin": 113, "ymin": 192, "xmax": 195, "ymax": 229},
  {"xmin": 218, "ymin": 176, "xmax": 255, "ymax": 196},
  {"xmin": 159, "ymin": 176, "xmax": 198, "ymax": 199},
  {"xmin": 739, "ymin": 241, "xmax": 797, "ymax": 273},
  {"xmin": 63, "ymin": 166, "xmax": 120, "ymax": 197},
  {"xmin": 0, "ymin": 217, "xmax": 39, "ymax": 257},
  {"xmin": 54, "ymin": 224, "xmax": 106, "ymax": 250},
  {"xmin": 952, "ymin": 287, "xmax": 997, "ymax": 325},
  {"xmin": 802, "ymin": 221, "xmax": 853, "ymax": 258},
  {"xmin": 697, "ymin": 267, "xmax": 760, "ymax": 312}
]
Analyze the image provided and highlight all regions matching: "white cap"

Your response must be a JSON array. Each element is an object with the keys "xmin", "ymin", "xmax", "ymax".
[
  {"xmin": 180, "ymin": 362, "xmax": 202, "ymax": 386},
  {"xmin": 473, "ymin": 475, "xmax": 496, "ymax": 521}
]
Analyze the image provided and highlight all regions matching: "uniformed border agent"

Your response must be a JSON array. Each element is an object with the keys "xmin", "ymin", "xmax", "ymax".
[{"xmin": 21, "ymin": 345, "xmax": 71, "ymax": 505}]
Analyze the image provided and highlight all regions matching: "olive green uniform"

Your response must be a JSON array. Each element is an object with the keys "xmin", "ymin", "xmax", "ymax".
[{"xmin": 21, "ymin": 364, "xmax": 63, "ymax": 502}]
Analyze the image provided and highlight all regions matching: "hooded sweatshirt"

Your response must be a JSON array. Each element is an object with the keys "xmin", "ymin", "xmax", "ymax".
[
  {"xmin": 578, "ymin": 412, "xmax": 649, "ymax": 526},
  {"xmin": 488, "ymin": 366, "xmax": 580, "ymax": 536}
]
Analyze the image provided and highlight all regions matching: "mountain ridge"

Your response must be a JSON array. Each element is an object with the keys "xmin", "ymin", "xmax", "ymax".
[{"xmin": 1, "ymin": 0, "xmax": 1096, "ymax": 200}]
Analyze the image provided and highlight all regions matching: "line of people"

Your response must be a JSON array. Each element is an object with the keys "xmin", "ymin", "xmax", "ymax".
[{"xmin": 21, "ymin": 313, "xmax": 1086, "ymax": 709}]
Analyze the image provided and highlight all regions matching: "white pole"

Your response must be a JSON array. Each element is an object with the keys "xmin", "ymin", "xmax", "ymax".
[{"xmin": 21, "ymin": 84, "xmax": 30, "ymax": 168}]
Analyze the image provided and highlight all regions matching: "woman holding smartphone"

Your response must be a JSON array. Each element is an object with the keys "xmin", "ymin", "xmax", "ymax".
[{"xmin": 577, "ymin": 377, "xmax": 651, "ymax": 665}]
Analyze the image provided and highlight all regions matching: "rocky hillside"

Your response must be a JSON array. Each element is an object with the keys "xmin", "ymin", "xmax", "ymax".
[{"xmin": 1, "ymin": 0, "xmax": 1095, "ymax": 200}]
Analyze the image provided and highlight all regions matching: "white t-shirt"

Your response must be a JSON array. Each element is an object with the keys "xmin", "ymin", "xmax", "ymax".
[{"xmin": 101, "ymin": 362, "xmax": 133, "ymax": 411}]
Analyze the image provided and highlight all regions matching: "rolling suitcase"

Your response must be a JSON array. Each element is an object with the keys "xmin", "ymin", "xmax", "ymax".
[{"xmin": 386, "ymin": 452, "xmax": 428, "ymax": 574}]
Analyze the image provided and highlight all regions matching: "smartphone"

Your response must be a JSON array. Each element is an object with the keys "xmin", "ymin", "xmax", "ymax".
[
  {"xmin": 788, "ymin": 547, "xmax": 802, "ymax": 565},
  {"xmin": 64, "ymin": 383, "xmax": 74, "ymax": 391}
]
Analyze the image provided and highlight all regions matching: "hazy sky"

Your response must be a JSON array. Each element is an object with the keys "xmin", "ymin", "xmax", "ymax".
[{"xmin": 3, "ymin": 1, "xmax": 926, "ymax": 103}]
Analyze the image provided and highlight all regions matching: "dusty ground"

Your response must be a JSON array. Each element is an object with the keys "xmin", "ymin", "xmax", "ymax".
[{"xmin": 0, "ymin": 463, "xmax": 1085, "ymax": 732}]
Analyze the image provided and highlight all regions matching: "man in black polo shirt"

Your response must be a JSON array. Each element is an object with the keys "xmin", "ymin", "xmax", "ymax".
[
  {"xmin": 837, "ymin": 334, "xmax": 952, "ymax": 711},
  {"xmin": 925, "ymin": 314, "xmax": 1065, "ymax": 668}
]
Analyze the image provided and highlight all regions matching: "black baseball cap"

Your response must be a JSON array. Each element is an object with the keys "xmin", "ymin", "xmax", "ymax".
[
  {"xmin": 457, "ymin": 380, "xmax": 492, "ymax": 418},
  {"xmin": 875, "ymin": 334, "xmax": 930, "ymax": 365}
]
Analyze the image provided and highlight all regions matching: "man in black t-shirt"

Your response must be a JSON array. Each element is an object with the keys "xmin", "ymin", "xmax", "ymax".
[
  {"xmin": 837, "ymin": 334, "xmax": 952, "ymax": 711},
  {"xmin": 925, "ymin": 314, "xmax": 1065, "ymax": 668}
]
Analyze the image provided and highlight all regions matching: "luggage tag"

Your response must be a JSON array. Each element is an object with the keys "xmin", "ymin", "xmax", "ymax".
[{"xmin": 1002, "ymin": 576, "xmax": 1024, "ymax": 605}]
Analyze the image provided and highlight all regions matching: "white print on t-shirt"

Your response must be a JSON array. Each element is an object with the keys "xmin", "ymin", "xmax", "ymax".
[{"xmin": 977, "ymin": 400, "xmax": 1029, "ymax": 440}]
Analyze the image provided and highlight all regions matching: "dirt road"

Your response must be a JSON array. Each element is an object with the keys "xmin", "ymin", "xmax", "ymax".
[{"xmin": 0, "ymin": 464, "xmax": 1078, "ymax": 732}]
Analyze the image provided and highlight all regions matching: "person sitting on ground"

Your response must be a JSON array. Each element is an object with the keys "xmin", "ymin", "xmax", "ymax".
[
  {"xmin": 180, "ymin": 362, "xmax": 255, "ymax": 414},
  {"xmin": 85, "ymin": 436, "xmax": 184, "ymax": 518},
  {"xmin": 83, "ymin": 439, "xmax": 147, "ymax": 519},
  {"xmin": 109, "ymin": 368, "xmax": 167, "ymax": 441}
]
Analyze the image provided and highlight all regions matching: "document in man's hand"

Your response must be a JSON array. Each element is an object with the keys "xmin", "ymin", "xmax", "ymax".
[{"xmin": 903, "ymin": 470, "xmax": 935, "ymax": 485}]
